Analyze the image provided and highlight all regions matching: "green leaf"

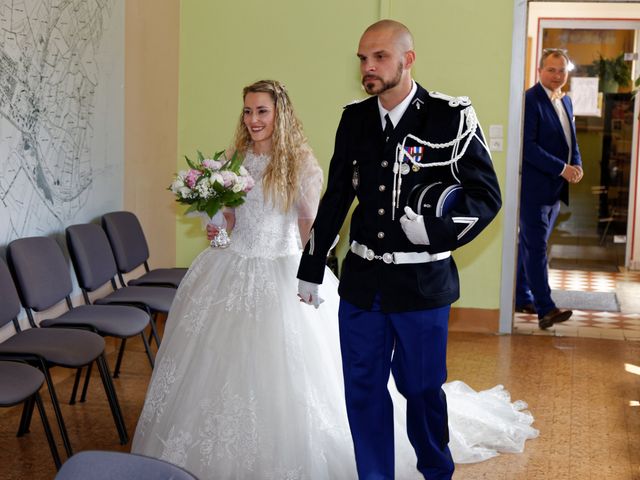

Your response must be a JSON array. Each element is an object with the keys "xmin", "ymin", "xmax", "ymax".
[{"xmin": 184, "ymin": 155, "xmax": 197, "ymax": 170}]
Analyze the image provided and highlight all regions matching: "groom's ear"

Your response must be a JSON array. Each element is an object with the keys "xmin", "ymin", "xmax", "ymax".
[{"xmin": 403, "ymin": 50, "xmax": 416, "ymax": 71}]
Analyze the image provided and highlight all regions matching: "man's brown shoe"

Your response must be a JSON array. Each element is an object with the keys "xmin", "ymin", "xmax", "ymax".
[
  {"xmin": 515, "ymin": 303, "xmax": 537, "ymax": 314},
  {"xmin": 539, "ymin": 308, "xmax": 572, "ymax": 330}
]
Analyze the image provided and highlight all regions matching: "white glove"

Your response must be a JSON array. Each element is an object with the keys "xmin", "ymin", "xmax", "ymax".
[
  {"xmin": 298, "ymin": 279, "xmax": 324, "ymax": 309},
  {"xmin": 399, "ymin": 206, "xmax": 430, "ymax": 245}
]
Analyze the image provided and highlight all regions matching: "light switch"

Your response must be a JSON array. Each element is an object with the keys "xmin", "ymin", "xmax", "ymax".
[{"xmin": 489, "ymin": 124, "xmax": 504, "ymax": 138}]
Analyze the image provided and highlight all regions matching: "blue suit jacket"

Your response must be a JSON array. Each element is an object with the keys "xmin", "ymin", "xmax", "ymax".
[{"xmin": 522, "ymin": 82, "xmax": 582, "ymax": 206}]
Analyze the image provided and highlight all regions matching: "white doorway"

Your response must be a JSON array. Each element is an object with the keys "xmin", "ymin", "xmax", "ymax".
[{"xmin": 499, "ymin": 1, "xmax": 640, "ymax": 334}]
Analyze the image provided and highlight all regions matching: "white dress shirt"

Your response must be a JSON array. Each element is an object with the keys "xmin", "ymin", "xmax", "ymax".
[
  {"xmin": 542, "ymin": 84, "xmax": 572, "ymax": 169},
  {"xmin": 378, "ymin": 80, "xmax": 418, "ymax": 130}
]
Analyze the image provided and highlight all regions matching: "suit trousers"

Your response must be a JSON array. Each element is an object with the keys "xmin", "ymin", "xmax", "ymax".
[
  {"xmin": 338, "ymin": 295, "xmax": 454, "ymax": 480},
  {"xmin": 516, "ymin": 200, "xmax": 561, "ymax": 317}
]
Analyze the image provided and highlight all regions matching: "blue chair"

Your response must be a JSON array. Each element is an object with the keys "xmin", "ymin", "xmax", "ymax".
[
  {"xmin": 0, "ymin": 258, "xmax": 126, "ymax": 457},
  {"xmin": 65, "ymin": 223, "xmax": 175, "ymax": 348},
  {"xmin": 0, "ymin": 360, "xmax": 62, "ymax": 469},
  {"xmin": 7, "ymin": 236, "xmax": 155, "ymax": 382},
  {"xmin": 54, "ymin": 450, "xmax": 199, "ymax": 480},
  {"xmin": 102, "ymin": 211, "xmax": 187, "ymax": 288}
]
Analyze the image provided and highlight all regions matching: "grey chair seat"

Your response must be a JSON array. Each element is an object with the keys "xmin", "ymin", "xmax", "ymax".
[
  {"xmin": 55, "ymin": 450, "xmax": 199, "ymax": 480},
  {"xmin": 94, "ymin": 285, "xmax": 174, "ymax": 312},
  {"xmin": 0, "ymin": 328, "xmax": 105, "ymax": 367},
  {"xmin": 0, "ymin": 361, "xmax": 44, "ymax": 406},
  {"xmin": 127, "ymin": 267, "xmax": 187, "ymax": 287},
  {"xmin": 40, "ymin": 304, "xmax": 150, "ymax": 338}
]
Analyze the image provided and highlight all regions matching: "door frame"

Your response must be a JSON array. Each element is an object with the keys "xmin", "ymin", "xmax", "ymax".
[{"xmin": 500, "ymin": 1, "xmax": 640, "ymax": 333}]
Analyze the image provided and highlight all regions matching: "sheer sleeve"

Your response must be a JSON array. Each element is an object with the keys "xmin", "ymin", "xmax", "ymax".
[{"xmin": 296, "ymin": 153, "xmax": 324, "ymax": 220}]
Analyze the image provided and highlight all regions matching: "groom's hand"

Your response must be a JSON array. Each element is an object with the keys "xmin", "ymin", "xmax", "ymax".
[{"xmin": 298, "ymin": 279, "xmax": 324, "ymax": 309}]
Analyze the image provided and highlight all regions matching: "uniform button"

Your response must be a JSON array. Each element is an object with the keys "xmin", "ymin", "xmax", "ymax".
[
  {"xmin": 377, "ymin": 231, "xmax": 385, "ymax": 239},
  {"xmin": 381, "ymin": 160, "xmax": 388, "ymax": 167},
  {"xmin": 379, "ymin": 185, "xmax": 386, "ymax": 192},
  {"xmin": 378, "ymin": 208, "xmax": 385, "ymax": 216}
]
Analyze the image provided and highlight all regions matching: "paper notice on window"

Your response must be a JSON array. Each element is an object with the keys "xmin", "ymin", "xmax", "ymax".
[{"xmin": 569, "ymin": 77, "xmax": 601, "ymax": 117}]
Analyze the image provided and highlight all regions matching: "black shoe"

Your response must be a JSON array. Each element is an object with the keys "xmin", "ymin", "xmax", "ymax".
[
  {"xmin": 515, "ymin": 303, "xmax": 537, "ymax": 314},
  {"xmin": 539, "ymin": 308, "xmax": 572, "ymax": 330}
]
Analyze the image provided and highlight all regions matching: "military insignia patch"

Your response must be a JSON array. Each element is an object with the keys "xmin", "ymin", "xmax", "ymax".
[{"xmin": 404, "ymin": 145, "xmax": 424, "ymax": 163}]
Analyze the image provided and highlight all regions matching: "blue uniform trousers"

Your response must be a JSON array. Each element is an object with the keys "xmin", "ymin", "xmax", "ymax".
[
  {"xmin": 338, "ymin": 295, "xmax": 454, "ymax": 480},
  {"xmin": 516, "ymin": 201, "xmax": 560, "ymax": 318}
]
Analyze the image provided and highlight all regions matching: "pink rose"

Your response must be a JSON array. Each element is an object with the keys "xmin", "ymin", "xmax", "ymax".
[
  {"xmin": 243, "ymin": 176, "xmax": 255, "ymax": 192},
  {"xmin": 202, "ymin": 159, "xmax": 222, "ymax": 171},
  {"xmin": 220, "ymin": 170, "xmax": 237, "ymax": 188},
  {"xmin": 185, "ymin": 169, "xmax": 202, "ymax": 188}
]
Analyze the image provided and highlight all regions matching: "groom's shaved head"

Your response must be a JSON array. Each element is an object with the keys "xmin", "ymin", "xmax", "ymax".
[{"xmin": 362, "ymin": 20, "xmax": 414, "ymax": 53}]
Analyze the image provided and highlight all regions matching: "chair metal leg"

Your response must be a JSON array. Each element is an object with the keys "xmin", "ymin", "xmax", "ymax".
[
  {"xmin": 35, "ymin": 392, "xmax": 62, "ymax": 470},
  {"xmin": 113, "ymin": 338, "xmax": 127, "ymax": 378},
  {"xmin": 42, "ymin": 366, "xmax": 73, "ymax": 457},
  {"xmin": 17, "ymin": 395, "xmax": 36, "ymax": 436},
  {"xmin": 69, "ymin": 367, "xmax": 83, "ymax": 405},
  {"xmin": 95, "ymin": 355, "xmax": 128, "ymax": 444},
  {"xmin": 141, "ymin": 332, "xmax": 155, "ymax": 369},
  {"xmin": 80, "ymin": 362, "xmax": 93, "ymax": 403},
  {"xmin": 149, "ymin": 314, "xmax": 161, "ymax": 347}
]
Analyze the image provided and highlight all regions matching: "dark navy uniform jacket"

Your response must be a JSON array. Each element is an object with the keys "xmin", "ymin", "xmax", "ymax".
[{"xmin": 297, "ymin": 83, "xmax": 501, "ymax": 312}]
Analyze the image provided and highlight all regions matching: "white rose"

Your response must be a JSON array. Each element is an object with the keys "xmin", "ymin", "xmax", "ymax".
[
  {"xmin": 179, "ymin": 187, "xmax": 192, "ymax": 198},
  {"xmin": 210, "ymin": 173, "xmax": 224, "ymax": 185},
  {"xmin": 231, "ymin": 182, "xmax": 243, "ymax": 193},
  {"xmin": 170, "ymin": 179, "xmax": 183, "ymax": 193},
  {"xmin": 239, "ymin": 166, "xmax": 248, "ymax": 176}
]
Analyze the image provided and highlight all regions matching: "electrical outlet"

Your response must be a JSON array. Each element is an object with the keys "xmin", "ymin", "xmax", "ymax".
[{"xmin": 489, "ymin": 138, "xmax": 503, "ymax": 152}]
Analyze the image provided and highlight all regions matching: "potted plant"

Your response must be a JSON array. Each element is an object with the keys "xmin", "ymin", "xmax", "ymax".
[{"xmin": 588, "ymin": 53, "xmax": 632, "ymax": 93}]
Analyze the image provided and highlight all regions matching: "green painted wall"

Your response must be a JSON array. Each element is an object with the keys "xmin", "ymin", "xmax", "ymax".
[{"xmin": 177, "ymin": 0, "xmax": 514, "ymax": 309}]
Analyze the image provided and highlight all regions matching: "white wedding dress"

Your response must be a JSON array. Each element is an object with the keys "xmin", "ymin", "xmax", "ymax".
[{"xmin": 131, "ymin": 151, "xmax": 538, "ymax": 479}]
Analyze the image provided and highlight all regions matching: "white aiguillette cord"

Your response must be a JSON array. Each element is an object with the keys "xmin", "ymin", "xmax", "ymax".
[{"xmin": 391, "ymin": 106, "xmax": 480, "ymax": 221}]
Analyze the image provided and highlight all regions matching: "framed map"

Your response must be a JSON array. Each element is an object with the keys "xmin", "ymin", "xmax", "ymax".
[{"xmin": 0, "ymin": 0, "xmax": 124, "ymax": 244}]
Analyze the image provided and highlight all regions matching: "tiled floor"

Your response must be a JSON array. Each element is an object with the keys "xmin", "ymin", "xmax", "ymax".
[
  {"xmin": 514, "ymin": 268, "xmax": 640, "ymax": 340},
  {"xmin": 3, "ymin": 331, "xmax": 640, "ymax": 479}
]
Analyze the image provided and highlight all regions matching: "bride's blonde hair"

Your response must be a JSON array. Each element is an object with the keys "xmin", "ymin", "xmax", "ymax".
[{"xmin": 233, "ymin": 80, "xmax": 311, "ymax": 212}]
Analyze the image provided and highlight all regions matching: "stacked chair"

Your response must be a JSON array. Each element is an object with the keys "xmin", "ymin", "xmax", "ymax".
[
  {"xmin": 102, "ymin": 211, "xmax": 187, "ymax": 288},
  {"xmin": 64, "ymin": 222, "xmax": 176, "ymax": 396},
  {"xmin": 7, "ymin": 236, "xmax": 155, "ymax": 395},
  {"xmin": 0, "ymin": 257, "xmax": 127, "ymax": 459},
  {"xmin": 0, "ymin": 359, "xmax": 62, "ymax": 469},
  {"xmin": 1, "ymin": 211, "xmax": 185, "ymax": 475},
  {"xmin": 55, "ymin": 450, "xmax": 199, "ymax": 480},
  {"xmin": 65, "ymin": 223, "xmax": 175, "ymax": 347}
]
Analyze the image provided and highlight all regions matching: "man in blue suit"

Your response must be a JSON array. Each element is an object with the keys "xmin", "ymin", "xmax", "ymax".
[{"xmin": 517, "ymin": 48, "xmax": 583, "ymax": 329}]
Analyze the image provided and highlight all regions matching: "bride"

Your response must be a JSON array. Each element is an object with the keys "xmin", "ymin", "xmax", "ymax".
[{"xmin": 131, "ymin": 79, "xmax": 537, "ymax": 479}]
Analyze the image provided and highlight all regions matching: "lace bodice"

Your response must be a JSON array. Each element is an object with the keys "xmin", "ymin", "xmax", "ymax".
[{"xmin": 229, "ymin": 151, "xmax": 322, "ymax": 259}]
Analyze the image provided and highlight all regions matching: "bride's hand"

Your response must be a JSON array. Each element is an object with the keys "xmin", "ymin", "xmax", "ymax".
[{"xmin": 206, "ymin": 224, "xmax": 220, "ymax": 240}]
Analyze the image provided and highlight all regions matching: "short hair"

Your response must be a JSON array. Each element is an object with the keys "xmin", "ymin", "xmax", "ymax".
[
  {"xmin": 539, "ymin": 48, "xmax": 570, "ymax": 69},
  {"xmin": 363, "ymin": 19, "xmax": 414, "ymax": 51}
]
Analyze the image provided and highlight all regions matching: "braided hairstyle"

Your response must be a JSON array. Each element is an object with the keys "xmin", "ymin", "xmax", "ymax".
[{"xmin": 233, "ymin": 79, "xmax": 312, "ymax": 212}]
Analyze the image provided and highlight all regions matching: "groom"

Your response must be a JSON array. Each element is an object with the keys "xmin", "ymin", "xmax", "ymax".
[{"xmin": 298, "ymin": 20, "xmax": 501, "ymax": 479}]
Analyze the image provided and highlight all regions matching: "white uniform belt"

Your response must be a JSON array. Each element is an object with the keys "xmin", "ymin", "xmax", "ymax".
[{"xmin": 350, "ymin": 241, "xmax": 451, "ymax": 265}]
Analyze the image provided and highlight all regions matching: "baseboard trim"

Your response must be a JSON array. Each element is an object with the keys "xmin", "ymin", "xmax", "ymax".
[{"xmin": 449, "ymin": 307, "xmax": 500, "ymax": 333}]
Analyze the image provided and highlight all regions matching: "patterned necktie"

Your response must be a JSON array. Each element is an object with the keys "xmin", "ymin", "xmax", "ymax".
[
  {"xmin": 383, "ymin": 113, "xmax": 394, "ymax": 142},
  {"xmin": 550, "ymin": 90, "xmax": 565, "ymax": 101}
]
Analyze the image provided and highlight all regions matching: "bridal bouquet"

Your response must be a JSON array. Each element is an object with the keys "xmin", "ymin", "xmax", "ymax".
[{"xmin": 170, "ymin": 150, "xmax": 255, "ymax": 247}]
